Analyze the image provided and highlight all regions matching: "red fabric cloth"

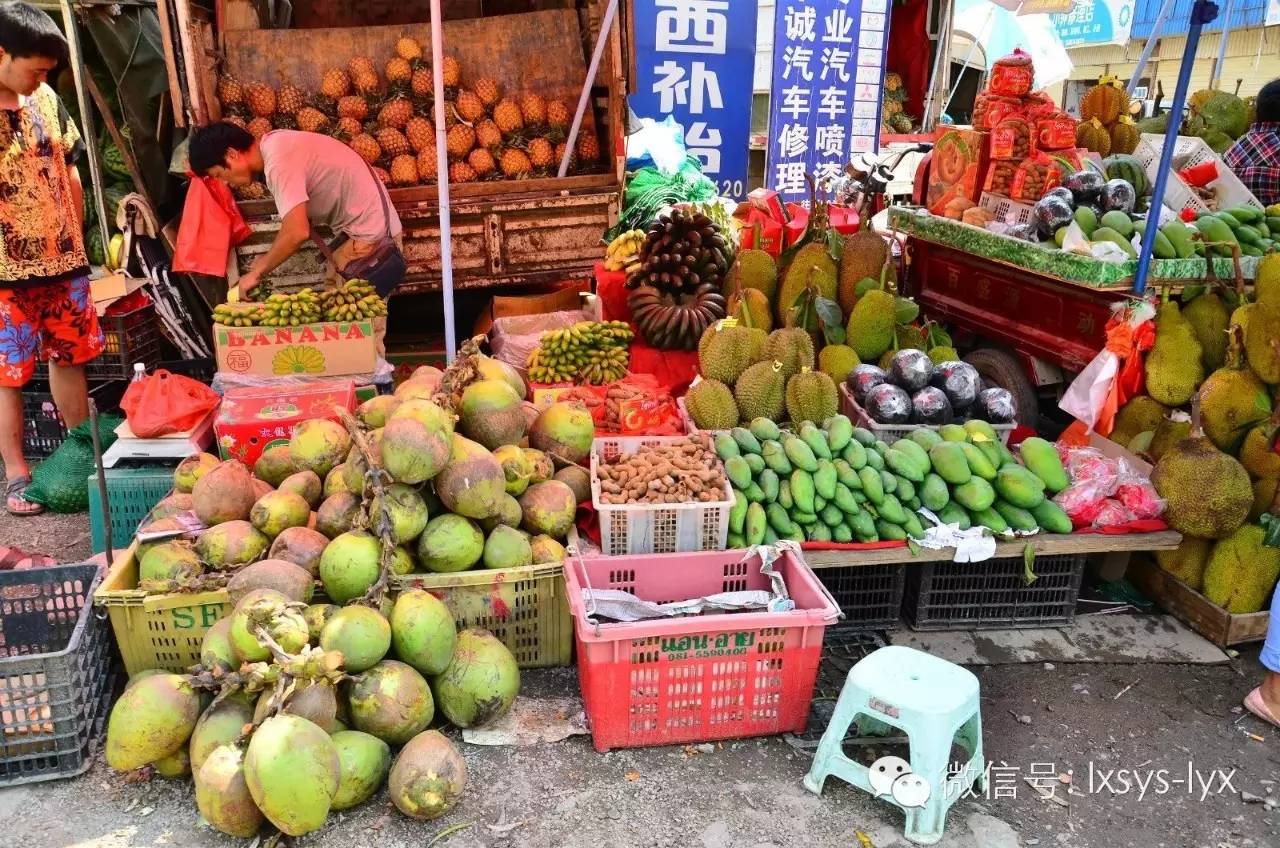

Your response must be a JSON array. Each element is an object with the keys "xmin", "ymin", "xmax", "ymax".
[
  {"xmin": 595, "ymin": 261, "xmax": 630, "ymax": 321},
  {"xmin": 888, "ymin": 0, "xmax": 931, "ymax": 124},
  {"xmin": 1075, "ymin": 519, "xmax": 1168, "ymax": 535},
  {"xmin": 594, "ymin": 261, "xmax": 701, "ymax": 395}
]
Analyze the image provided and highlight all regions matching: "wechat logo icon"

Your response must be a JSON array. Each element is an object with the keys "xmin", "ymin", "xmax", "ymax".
[{"xmin": 868, "ymin": 756, "xmax": 932, "ymax": 808}]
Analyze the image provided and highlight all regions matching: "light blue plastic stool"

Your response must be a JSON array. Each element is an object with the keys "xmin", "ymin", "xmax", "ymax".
[{"xmin": 803, "ymin": 645, "xmax": 985, "ymax": 845}]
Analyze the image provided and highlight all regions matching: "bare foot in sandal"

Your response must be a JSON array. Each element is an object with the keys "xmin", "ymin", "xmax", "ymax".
[
  {"xmin": 5, "ymin": 475, "xmax": 44, "ymax": 516},
  {"xmin": 1244, "ymin": 674, "xmax": 1280, "ymax": 730}
]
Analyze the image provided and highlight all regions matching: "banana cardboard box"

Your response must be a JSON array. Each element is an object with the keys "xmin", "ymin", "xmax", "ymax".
[{"xmin": 213, "ymin": 319, "xmax": 376, "ymax": 379}]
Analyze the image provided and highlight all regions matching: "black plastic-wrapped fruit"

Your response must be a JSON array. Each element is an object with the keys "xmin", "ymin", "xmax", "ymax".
[
  {"xmin": 976, "ymin": 387, "xmax": 1017, "ymax": 423},
  {"xmin": 864, "ymin": 383, "xmax": 912, "ymax": 424},
  {"xmin": 1064, "ymin": 170, "xmax": 1105, "ymax": 206},
  {"xmin": 929, "ymin": 361, "xmax": 981, "ymax": 412},
  {"xmin": 1100, "ymin": 179, "xmax": 1136, "ymax": 214},
  {"xmin": 1032, "ymin": 195, "xmax": 1074, "ymax": 238},
  {"xmin": 889, "ymin": 349, "xmax": 933, "ymax": 392},
  {"xmin": 1044, "ymin": 186, "xmax": 1075, "ymax": 207},
  {"xmin": 1006, "ymin": 224, "xmax": 1039, "ymax": 243},
  {"xmin": 847, "ymin": 364, "xmax": 888, "ymax": 404},
  {"xmin": 911, "ymin": 387, "xmax": 954, "ymax": 425}
]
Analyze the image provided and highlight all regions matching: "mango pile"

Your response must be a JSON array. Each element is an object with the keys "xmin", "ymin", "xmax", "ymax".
[
  {"xmin": 1191, "ymin": 204, "xmax": 1280, "ymax": 258},
  {"xmin": 715, "ymin": 414, "xmax": 1072, "ymax": 546}
]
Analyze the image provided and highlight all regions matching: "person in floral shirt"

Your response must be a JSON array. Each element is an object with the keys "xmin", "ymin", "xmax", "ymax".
[{"xmin": 0, "ymin": 1, "xmax": 103, "ymax": 515}]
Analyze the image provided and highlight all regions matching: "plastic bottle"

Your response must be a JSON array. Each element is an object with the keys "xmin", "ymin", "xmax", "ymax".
[{"xmin": 131, "ymin": 362, "xmax": 146, "ymax": 383}]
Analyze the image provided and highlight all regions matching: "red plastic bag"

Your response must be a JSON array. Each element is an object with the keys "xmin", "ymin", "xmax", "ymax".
[
  {"xmin": 173, "ymin": 175, "xmax": 251, "ymax": 276},
  {"xmin": 120, "ymin": 370, "xmax": 221, "ymax": 437}
]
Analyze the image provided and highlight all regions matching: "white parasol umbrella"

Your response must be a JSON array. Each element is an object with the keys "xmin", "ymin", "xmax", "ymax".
[{"xmin": 951, "ymin": 0, "xmax": 1075, "ymax": 88}]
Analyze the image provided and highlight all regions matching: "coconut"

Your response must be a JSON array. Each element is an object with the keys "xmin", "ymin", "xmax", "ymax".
[
  {"xmin": 554, "ymin": 466, "xmax": 591, "ymax": 505},
  {"xmin": 330, "ymin": 730, "xmax": 392, "ymax": 811},
  {"xmin": 254, "ymin": 680, "xmax": 338, "ymax": 732},
  {"xmin": 492, "ymin": 444, "xmax": 534, "ymax": 496},
  {"xmin": 105, "ymin": 673, "xmax": 202, "ymax": 771},
  {"xmin": 324, "ymin": 464, "xmax": 352, "ymax": 497},
  {"xmin": 175, "ymin": 452, "xmax": 220, "ymax": 493},
  {"xmin": 189, "ymin": 696, "xmax": 254, "ymax": 772},
  {"xmin": 479, "ymin": 493, "xmax": 523, "ymax": 532},
  {"xmin": 458, "ymin": 379, "xmax": 527, "ymax": 450},
  {"xmin": 416, "ymin": 514, "xmax": 484, "ymax": 573},
  {"xmin": 339, "ymin": 449, "xmax": 373, "ymax": 496},
  {"xmin": 390, "ymin": 589, "xmax": 457, "ymax": 676},
  {"xmin": 412, "ymin": 365, "xmax": 444, "ymax": 384},
  {"xmin": 475, "ymin": 354, "xmax": 526, "ymax": 399},
  {"xmin": 316, "ymin": 491, "xmax": 363, "ymax": 539},
  {"xmin": 388, "ymin": 730, "xmax": 467, "ymax": 820},
  {"xmin": 519, "ymin": 480, "xmax": 578, "ymax": 539},
  {"xmin": 394, "ymin": 378, "xmax": 438, "ymax": 401},
  {"xmin": 126, "ymin": 669, "xmax": 169, "ymax": 688},
  {"xmin": 268, "ymin": 526, "xmax": 329, "ymax": 575},
  {"xmin": 522, "ymin": 448, "xmax": 554, "ymax": 483},
  {"xmin": 348, "ymin": 660, "xmax": 434, "ymax": 745},
  {"xmin": 250, "ymin": 490, "xmax": 312, "ymax": 539},
  {"xmin": 196, "ymin": 744, "xmax": 264, "ymax": 838},
  {"xmin": 229, "ymin": 589, "xmax": 309, "ymax": 662},
  {"xmin": 152, "ymin": 745, "xmax": 192, "ymax": 778},
  {"xmin": 390, "ymin": 398, "xmax": 456, "ymax": 435},
  {"xmin": 318, "ymin": 530, "xmax": 382, "ymax": 603},
  {"xmin": 370, "ymin": 483, "xmax": 430, "ymax": 544},
  {"xmin": 435, "ymin": 434, "xmax": 505, "ymax": 519},
  {"xmin": 200, "ymin": 617, "xmax": 238, "ymax": 672},
  {"xmin": 528, "ymin": 402, "xmax": 594, "ymax": 467},
  {"xmin": 289, "ymin": 419, "xmax": 352, "ymax": 478},
  {"xmin": 227, "ymin": 559, "xmax": 314, "ymax": 605},
  {"xmin": 149, "ymin": 492, "xmax": 194, "ymax": 521},
  {"xmin": 192, "ymin": 460, "xmax": 256, "ymax": 526},
  {"xmin": 530, "ymin": 534, "xmax": 567, "ymax": 564},
  {"xmin": 138, "ymin": 541, "xmax": 203, "ymax": 591},
  {"xmin": 380, "ymin": 417, "xmax": 451, "ymax": 485},
  {"xmin": 244, "ymin": 714, "xmax": 341, "ymax": 836},
  {"xmin": 251, "ymin": 478, "xmax": 274, "ymax": 500},
  {"xmin": 278, "ymin": 470, "xmax": 323, "ymax": 508},
  {"xmin": 320, "ymin": 605, "xmax": 392, "ymax": 672},
  {"xmin": 253, "ymin": 445, "xmax": 296, "ymax": 487},
  {"xmin": 357, "ymin": 395, "xmax": 402, "ymax": 429},
  {"xmin": 303, "ymin": 603, "xmax": 338, "ymax": 640},
  {"xmin": 482, "ymin": 525, "xmax": 533, "ymax": 570},
  {"xmin": 430, "ymin": 629, "xmax": 520, "ymax": 728},
  {"xmin": 391, "ymin": 546, "xmax": 417, "ymax": 575},
  {"xmin": 195, "ymin": 520, "xmax": 269, "ymax": 570}
]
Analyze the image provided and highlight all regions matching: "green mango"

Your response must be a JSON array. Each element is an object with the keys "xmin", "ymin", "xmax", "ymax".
[
  {"xmin": 724, "ymin": 456, "xmax": 752, "ymax": 490},
  {"xmin": 758, "ymin": 469, "xmax": 780, "ymax": 503},
  {"xmin": 1152, "ymin": 230, "xmax": 1176, "ymax": 260},
  {"xmin": 953, "ymin": 477, "xmax": 996, "ymax": 512},
  {"xmin": 879, "ymin": 470, "xmax": 897, "ymax": 494},
  {"xmin": 729, "ymin": 490, "xmax": 747, "ymax": 534},
  {"xmin": 1031, "ymin": 499, "xmax": 1073, "ymax": 534},
  {"xmin": 877, "ymin": 494, "xmax": 909, "ymax": 525},
  {"xmin": 783, "ymin": 436, "xmax": 819, "ymax": 472},
  {"xmin": 894, "ymin": 476, "xmax": 916, "ymax": 503},
  {"xmin": 994, "ymin": 464, "xmax": 1047, "ymax": 509},
  {"xmin": 833, "ymin": 483, "xmax": 860, "ymax": 514},
  {"xmin": 813, "ymin": 461, "xmax": 838, "ymax": 500},
  {"xmin": 938, "ymin": 424, "xmax": 969, "ymax": 442},
  {"xmin": 833, "ymin": 459, "xmax": 860, "ymax": 490},
  {"xmin": 743, "ymin": 452, "xmax": 765, "ymax": 476},
  {"xmin": 909, "ymin": 429, "xmax": 943, "ymax": 451},
  {"xmin": 864, "ymin": 448, "xmax": 885, "ymax": 471},
  {"xmin": 832, "ymin": 523, "xmax": 854, "ymax": 543},
  {"xmin": 1073, "ymin": 206, "xmax": 1098, "ymax": 237},
  {"xmin": 959, "ymin": 442, "xmax": 997, "ymax": 480},
  {"xmin": 713, "ymin": 434, "xmax": 739, "ymax": 460},
  {"xmin": 936, "ymin": 502, "xmax": 971, "ymax": 530},
  {"xmin": 921, "ymin": 473, "xmax": 950, "ymax": 512},
  {"xmin": 1100, "ymin": 210, "xmax": 1134, "ymax": 238},
  {"xmin": 825, "ymin": 416, "xmax": 854, "ymax": 452},
  {"xmin": 820, "ymin": 504, "xmax": 844, "ymax": 527},
  {"xmin": 742, "ymin": 482, "xmax": 766, "ymax": 503},
  {"xmin": 994, "ymin": 499, "xmax": 1038, "ymax": 532},
  {"xmin": 731, "ymin": 427, "xmax": 762, "ymax": 454},
  {"xmin": 778, "ymin": 479, "xmax": 793, "ymax": 510},
  {"xmin": 902, "ymin": 513, "xmax": 926, "ymax": 539},
  {"xmin": 1225, "ymin": 204, "xmax": 1262, "ymax": 224},
  {"xmin": 799, "ymin": 423, "xmax": 832, "ymax": 459},
  {"xmin": 849, "ymin": 511, "xmax": 877, "ymax": 540},
  {"xmin": 1018, "ymin": 437, "xmax": 1069, "ymax": 493},
  {"xmin": 790, "ymin": 469, "xmax": 816, "ymax": 514},
  {"xmin": 1091, "ymin": 227, "xmax": 1137, "ymax": 258},
  {"xmin": 885, "ymin": 448, "xmax": 925, "ymax": 482},
  {"xmin": 766, "ymin": 502, "xmax": 796, "ymax": 535},
  {"xmin": 969, "ymin": 506, "xmax": 1009, "ymax": 534},
  {"xmin": 745, "ymin": 502, "xmax": 767, "ymax": 545},
  {"xmin": 762, "ymin": 440, "xmax": 792, "ymax": 475},
  {"xmin": 748, "ymin": 418, "xmax": 781, "ymax": 443},
  {"xmin": 1160, "ymin": 220, "xmax": 1195, "ymax": 258},
  {"xmin": 928, "ymin": 442, "xmax": 972, "ymax": 485},
  {"xmin": 841, "ymin": 439, "xmax": 868, "ymax": 470},
  {"xmin": 808, "ymin": 523, "xmax": 832, "ymax": 543},
  {"xmin": 859, "ymin": 466, "xmax": 885, "ymax": 505},
  {"xmin": 875, "ymin": 520, "xmax": 907, "ymax": 541},
  {"xmin": 792, "ymin": 511, "xmax": 818, "ymax": 526}
]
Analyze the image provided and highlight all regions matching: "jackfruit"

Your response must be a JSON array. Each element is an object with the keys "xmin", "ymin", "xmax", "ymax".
[
  {"xmin": 761, "ymin": 328, "xmax": 815, "ymax": 378},
  {"xmin": 1244, "ymin": 302, "xmax": 1280, "ymax": 384},
  {"xmin": 838, "ymin": 230, "xmax": 889, "ymax": 315},
  {"xmin": 1182, "ymin": 291, "xmax": 1230, "ymax": 372},
  {"xmin": 777, "ymin": 243, "xmax": 838, "ymax": 325},
  {"xmin": 1257, "ymin": 253, "xmax": 1280, "ymax": 307},
  {"xmin": 734, "ymin": 360, "xmax": 787, "ymax": 422},
  {"xmin": 1250, "ymin": 477, "xmax": 1278, "ymax": 520},
  {"xmin": 1150, "ymin": 434, "xmax": 1252, "ymax": 539},
  {"xmin": 846, "ymin": 289, "xmax": 896, "ymax": 361},
  {"xmin": 927, "ymin": 346, "xmax": 959, "ymax": 363},
  {"xmin": 878, "ymin": 350, "xmax": 896, "ymax": 371},
  {"xmin": 1197, "ymin": 328, "xmax": 1269, "ymax": 452},
  {"xmin": 817, "ymin": 344, "xmax": 860, "ymax": 383},
  {"xmin": 684, "ymin": 378, "xmax": 740, "ymax": 431},
  {"xmin": 697, "ymin": 323, "xmax": 766, "ymax": 385},
  {"xmin": 728, "ymin": 288, "xmax": 773, "ymax": 332},
  {"xmin": 1144, "ymin": 300, "xmax": 1204, "ymax": 406},
  {"xmin": 1239, "ymin": 424, "xmax": 1280, "ymax": 479},
  {"xmin": 1202, "ymin": 524, "xmax": 1280, "ymax": 613},
  {"xmin": 1110, "ymin": 395, "xmax": 1168, "ymax": 447},
  {"xmin": 895, "ymin": 325, "xmax": 926, "ymax": 352},
  {"xmin": 725, "ymin": 249, "xmax": 778, "ymax": 301},
  {"xmin": 785, "ymin": 368, "xmax": 838, "ymax": 425},
  {"xmin": 1231, "ymin": 303, "xmax": 1253, "ymax": 337},
  {"xmin": 1154, "ymin": 536, "xmax": 1213, "ymax": 591},
  {"xmin": 1147, "ymin": 411, "xmax": 1191, "ymax": 462}
]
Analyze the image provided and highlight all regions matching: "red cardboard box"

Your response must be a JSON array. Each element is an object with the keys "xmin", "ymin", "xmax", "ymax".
[{"xmin": 215, "ymin": 379, "xmax": 357, "ymax": 467}]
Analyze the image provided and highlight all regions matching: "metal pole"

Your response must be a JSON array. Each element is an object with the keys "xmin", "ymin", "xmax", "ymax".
[
  {"xmin": 1127, "ymin": 0, "xmax": 1177, "ymax": 95},
  {"xmin": 923, "ymin": 0, "xmax": 954, "ymax": 131},
  {"xmin": 429, "ymin": 0, "xmax": 456, "ymax": 361},
  {"xmin": 88, "ymin": 399, "xmax": 113, "ymax": 570},
  {"xmin": 558, "ymin": 0, "xmax": 618, "ymax": 177},
  {"xmin": 1134, "ymin": 0, "xmax": 1220, "ymax": 296},
  {"xmin": 1209, "ymin": 0, "xmax": 1235, "ymax": 89},
  {"xmin": 59, "ymin": 0, "xmax": 109, "ymax": 252}
]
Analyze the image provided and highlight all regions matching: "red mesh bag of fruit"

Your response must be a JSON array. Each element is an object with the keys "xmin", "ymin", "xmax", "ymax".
[{"xmin": 990, "ymin": 48, "xmax": 1035, "ymax": 98}]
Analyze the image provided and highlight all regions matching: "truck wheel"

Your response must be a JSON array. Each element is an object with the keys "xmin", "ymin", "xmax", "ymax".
[{"xmin": 963, "ymin": 348, "xmax": 1038, "ymax": 427}]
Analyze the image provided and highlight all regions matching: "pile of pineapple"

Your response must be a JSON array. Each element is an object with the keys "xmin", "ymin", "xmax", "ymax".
[
  {"xmin": 881, "ymin": 73, "xmax": 913, "ymax": 135},
  {"xmin": 216, "ymin": 35, "xmax": 602, "ymax": 198}
]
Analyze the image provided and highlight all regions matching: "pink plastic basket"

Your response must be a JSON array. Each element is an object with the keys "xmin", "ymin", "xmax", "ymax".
[{"xmin": 564, "ymin": 548, "xmax": 841, "ymax": 751}]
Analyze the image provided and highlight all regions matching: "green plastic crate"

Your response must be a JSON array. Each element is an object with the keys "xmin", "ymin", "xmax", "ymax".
[{"xmin": 87, "ymin": 465, "xmax": 176, "ymax": 553}]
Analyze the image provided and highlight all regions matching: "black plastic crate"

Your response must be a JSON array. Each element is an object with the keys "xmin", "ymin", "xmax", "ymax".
[
  {"xmin": 0, "ymin": 564, "xmax": 115, "ymax": 786},
  {"xmin": 814, "ymin": 564, "xmax": 905, "ymax": 631},
  {"xmin": 23, "ymin": 381, "xmax": 125, "ymax": 460},
  {"xmin": 34, "ymin": 304, "xmax": 162, "ymax": 382},
  {"xmin": 903, "ymin": 554, "xmax": 1087, "ymax": 630}
]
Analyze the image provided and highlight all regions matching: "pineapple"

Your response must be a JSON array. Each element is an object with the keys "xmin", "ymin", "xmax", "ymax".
[
  {"xmin": 441, "ymin": 56, "xmax": 461, "ymax": 87},
  {"xmin": 499, "ymin": 147, "xmax": 532, "ymax": 178},
  {"xmin": 546, "ymin": 99, "xmax": 571, "ymax": 130},
  {"xmin": 385, "ymin": 57, "xmax": 413, "ymax": 86},
  {"xmin": 337, "ymin": 95, "xmax": 369, "ymax": 121},
  {"xmin": 519, "ymin": 93, "xmax": 547, "ymax": 126},
  {"xmin": 217, "ymin": 74, "xmax": 245, "ymax": 108},
  {"xmin": 247, "ymin": 117, "xmax": 273, "ymax": 140},
  {"xmin": 411, "ymin": 67, "xmax": 433, "ymax": 98},
  {"xmin": 320, "ymin": 68, "xmax": 351, "ymax": 100},
  {"xmin": 390, "ymin": 154, "xmax": 418, "ymax": 186},
  {"xmin": 446, "ymin": 124, "xmax": 476, "ymax": 159},
  {"xmin": 405, "ymin": 117, "xmax": 435, "ymax": 153},
  {"xmin": 225, "ymin": 115, "xmax": 247, "ymax": 130},
  {"xmin": 350, "ymin": 133, "xmax": 382, "ymax": 165},
  {"xmin": 373, "ymin": 166, "xmax": 391, "ymax": 186},
  {"xmin": 475, "ymin": 119, "xmax": 502, "ymax": 150},
  {"xmin": 576, "ymin": 132, "xmax": 600, "ymax": 163},
  {"xmin": 246, "ymin": 82, "xmax": 277, "ymax": 118},
  {"xmin": 396, "ymin": 37, "xmax": 423, "ymax": 62},
  {"xmin": 353, "ymin": 70, "xmax": 381, "ymax": 96},
  {"xmin": 336, "ymin": 116, "xmax": 363, "ymax": 139},
  {"xmin": 416, "ymin": 150, "xmax": 439, "ymax": 183},
  {"xmin": 474, "ymin": 78, "xmax": 500, "ymax": 107},
  {"xmin": 494, "ymin": 99, "xmax": 523, "ymax": 134},
  {"xmin": 378, "ymin": 97, "xmax": 414, "ymax": 130},
  {"xmin": 234, "ymin": 181, "xmax": 269, "ymax": 201},
  {"xmin": 449, "ymin": 161, "xmax": 477, "ymax": 183},
  {"xmin": 296, "ymin": 106, "xmax": 329, "ymax": 134},
  {"xmin": 554, "ymin": 141, "xmax": 572, "ymax": 170},
  {"xmin": 277, "ymin": 83, "xmax": 306, "ymax": 116},
  {"xmin": 468, "ymin": 148, "xmax": 495, "ymax": 177},
  {"xmin": 456, "ymin": 90, "xmax": 486, "ymax": 123},
  {"xmin": 377, "ymin": 127, "xmax": 411, "ymax": 158},
  {"xmin": 528, "ymin": 137, "xmax": 554, "ymax": 169},
  {"xmin": 349, "ymin": 56, "xmax": 376, "ymax": 78}
]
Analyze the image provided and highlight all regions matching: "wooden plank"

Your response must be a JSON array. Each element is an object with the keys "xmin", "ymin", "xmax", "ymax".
[
  {"xmin": 83, "ymin": 74, "xmax": 152, "ymax": 211},
  {"xmin": 803, "ymin": 531, "xmax": 1183, "ymax": 570},
  {"xmin": 153, "ymin": 0, "xmax": 186, "ymax": 128},
  {"xmin": 172, "ymin": 0, "xmax": 207, "ymax": 124},
  {"xmin": 1128, "ymin": 556, "xmax": 1269, "ymax": 647}
]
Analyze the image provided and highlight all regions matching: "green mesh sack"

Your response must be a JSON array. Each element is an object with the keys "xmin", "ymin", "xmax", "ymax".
[{"xmin": 25, "ymin": 415, "xmax": 124, "ymax": 513}]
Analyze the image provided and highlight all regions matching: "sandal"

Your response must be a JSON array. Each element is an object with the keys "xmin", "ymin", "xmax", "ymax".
[
  {"xmin": 1244, "ymin": 687, "xmax": 1280, "ymax": 730},
  {"xmin": 5, "ymin": 475, "xmax": 44, "ymax": 516}
]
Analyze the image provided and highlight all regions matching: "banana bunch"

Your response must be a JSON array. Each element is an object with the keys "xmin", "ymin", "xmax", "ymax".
[
  {"xmin": 526, "ymin": 320, "xmax": 634, "ymax": 385},
  {"xmin": 212, "ymin": 301, "xmax": 266, "ymax": 327},
  {"xmin": 604, "ymin": 229, "xmax": 645, "ymax": 273},
  {"xmin": 259, "ymin": 288, "xmax": 324, "ymax": 326},
  {"xmin": 321, "ymin": 279, "xmax": 388, "ymax": 322}
]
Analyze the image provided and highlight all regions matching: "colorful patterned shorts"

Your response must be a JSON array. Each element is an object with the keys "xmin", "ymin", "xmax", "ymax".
[{"xmin": 0, "ymin": 276, "xmax": 104, "ymax": 388}]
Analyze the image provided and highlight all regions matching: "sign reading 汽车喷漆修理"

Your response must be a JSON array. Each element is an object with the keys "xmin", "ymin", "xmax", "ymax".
[
  {"xmin": 631, "ymin": 0, "xmax": 759, "ymax": 200},
  {"xmin": 767, "ymin": 0, "xmax": 893, "ymax": 205}
]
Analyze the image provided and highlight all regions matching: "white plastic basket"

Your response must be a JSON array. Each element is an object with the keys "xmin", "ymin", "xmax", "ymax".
[
  {"xmin": 979, "ymin": 193, "xmax": 1035, "ymax": 227},
  {"xmin": 839, "ymin": 383, "xmax": 1015, "ymax": 444},
  {"xmin": 1133, "ymin": 134, "xmax": 1262, "ymax": 216},
  {"xmin": 590, "ymin": 435, "xmax": 734, "ymax": 556}
]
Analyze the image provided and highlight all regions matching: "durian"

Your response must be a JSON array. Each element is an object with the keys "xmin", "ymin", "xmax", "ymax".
[
  {"xmin": 684, "ymin": 379, "xmax": 739, "ymax": 431},
  {"xmin": 818, "ymin": 344, "xmax": 860, "ymax": 383},
  {"xmin": 785, "ymin": 368, "xmax": 838, "ymax": 425},
  {"xmin": 761, "ymin": 328, "xmax": 815, "ymax": 378},
  {"xmin": 697, "ymin": 322, "xmax": 765, "ymax": 386},
  {"xmin": 733, "ymin": 360, "xmax": 786, "ymax": 422}
]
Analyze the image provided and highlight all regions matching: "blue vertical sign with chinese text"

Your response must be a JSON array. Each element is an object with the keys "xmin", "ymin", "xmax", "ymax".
[
  {"xmin": 632, "ymin": 0, "xmax": 759, "ymax": 199},
  {"xmin": 768, "ymin": 0, "xmax": 892, "ymax": 204}
]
